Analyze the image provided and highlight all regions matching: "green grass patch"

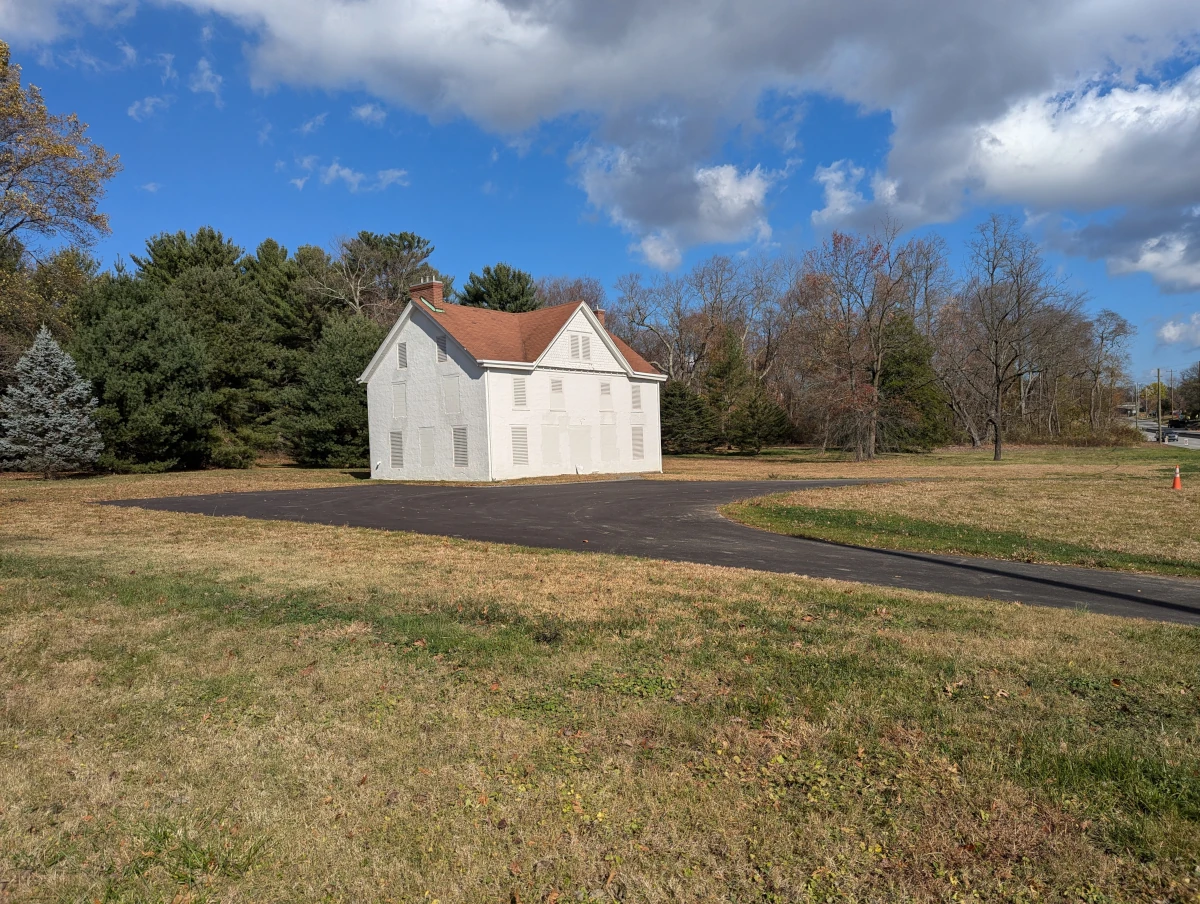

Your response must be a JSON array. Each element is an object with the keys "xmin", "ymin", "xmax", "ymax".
[{"xmin": 726, "ymin": 499, "xmax": 1200, "ymax": 577}]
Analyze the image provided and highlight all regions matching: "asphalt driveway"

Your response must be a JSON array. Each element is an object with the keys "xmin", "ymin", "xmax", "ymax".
[{"xmin": 108, "ymin": 478, "xmax": 1200, "ymax": 626}]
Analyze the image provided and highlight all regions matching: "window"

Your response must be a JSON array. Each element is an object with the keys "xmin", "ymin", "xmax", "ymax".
[
  {"xmin": 419, "ymin": 427, "xmax": 435, "ymax": 468},
  {"xmin": 396, "ymin": 341, "xmax": 408, "ymax": 369},
  {"xmin": 569, "ymin": 334, "xmax": 580, "ymax": 360},
  {"xmin": 392, "ymin": 383, "xmax": 407, "ymax": 419},
  {"xmin": 511, "ymin": 426, "xmax": 529, "ymax": 465},
  {"xmin": 600, "ymin": 424, "xmax": 617, "ymax": 462},
  {"xmin": 452, "ymin": 426, "xmax": 469, "ymax": 468},
  {"xmin": 436, "ymin": 334, "xmax": 448, "ymax": 363},
  {"xmin": 442, "ymin": 374, "xmax": 460, "ymax": 415},
  {"xmin": 513, "ymin": 376, "xmax": 527, "ymax": 409},
  {"xmin": 542, "ymin": 425, "xmax": 561, "ymax": 465},
  {"xmin": 390, "ymin": 430, "xmax": 404, "ymax": 468},
  {"xmin": 632, "ymin": 425, "xmax": 644, "ymax": 461},
  {"xmin": 581, "ymin": 334, "xmax": 591, "ymax": 361},
  {"xmin": 631, "ymin": 385, "xmax": 642, "ymax": 411},
  {"xmin": 550, "ymin": 377, "xmax": 565, "ymax": 410},
  {"xmin": 599, "ymin": 380, "xmax": 612, "ymax": 409}
]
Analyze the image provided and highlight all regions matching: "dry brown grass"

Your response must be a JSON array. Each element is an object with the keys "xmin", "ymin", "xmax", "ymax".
[{"xmin": 2, "ymin": 462, "xmax": 1198, "ymax": 902}]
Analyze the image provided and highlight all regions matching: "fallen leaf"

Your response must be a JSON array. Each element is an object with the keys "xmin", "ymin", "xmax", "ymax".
[
  {"xmin": 358, "ymin": 774, "xmax": 368, "ymax": 786},
  {"xmin": 508, "ymin": 861, "xmax": 522, "ymax": 876}
]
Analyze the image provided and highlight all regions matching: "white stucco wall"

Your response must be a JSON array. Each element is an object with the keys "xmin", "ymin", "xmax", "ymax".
[
  {"xmin": 486, "ymin": 368, "xmax": 662, "ymax": 480},
  {"xmin": 367, "ymin": 308, "xmax": 491, "ymax": 481}
]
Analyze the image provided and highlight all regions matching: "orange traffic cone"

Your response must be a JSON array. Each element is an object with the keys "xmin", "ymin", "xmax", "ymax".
[{"xmin": 1172, "ymin": 465, "xmax": 1183, "ymax": 491}]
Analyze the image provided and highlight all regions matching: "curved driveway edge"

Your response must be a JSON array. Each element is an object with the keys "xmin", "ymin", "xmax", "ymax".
[{"xmin": 106, "ymin": 479, "xmax": 1200, "ymax": 626}]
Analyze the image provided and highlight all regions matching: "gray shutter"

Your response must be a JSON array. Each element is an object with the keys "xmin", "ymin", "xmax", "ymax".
[
  {"xmin": 389, "ymin": 431, "xmax": 404, "ymax": 468},
  {"xmin": 569, "ymin": 334, "xmax": 580, "ymax": 360},
  {"xmin": 436, "ymin": 335, "xmax": 448, "ymax": 362},
  {"xmin": 396, "ymin": 342, "xmax": 408, "ymax": 369},
  {"xmin": 631, "ymin": 425, "xmax": 644, "ymax": 461},
  {"xmin": 511, "ymin": 426, "xmax": 529, "ymax": 465},
  {"xmin": 631, "ymin": 385, "xmax": 641, "ymax": 411},
  {"xmin": 581, "ymin": 334, "xmax": 591, "ymax": 361},
  {"xmin": 513, "ymin": 376, "xmax": 527, "ymax": 409},
  {"xmin": 452, "ymin": 426, "xmax": 468, "ymax": 468}
]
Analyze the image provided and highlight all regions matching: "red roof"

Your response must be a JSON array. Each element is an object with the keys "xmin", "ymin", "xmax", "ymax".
[{"xmin": 418, "ymin": 301, "xmax": 660, "ymax": 376}]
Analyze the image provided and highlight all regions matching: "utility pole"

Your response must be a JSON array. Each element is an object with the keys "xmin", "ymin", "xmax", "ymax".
[{"xmin": 1157, "ymin": 367, "xmax": 1163, "ymax": 443}]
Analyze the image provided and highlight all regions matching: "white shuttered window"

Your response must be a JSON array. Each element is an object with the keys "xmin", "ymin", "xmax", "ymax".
[
  {"xmin": 631, "ymin": 385, "xmax": 642, "ymax": 411},
  {"xmin": 452, "ymin": 426, "xmax": 469, "ymax": 468},
  {"xmin": 389, "ymin": 431, "xmax": 404, "ymax": 468},
  {"xmin": 442, "ymin": 374, "xmax": 460, "ymax": 414},
  {"xmin": 436, "ymin": 335, "xmax": 448, "ymax": 362},
  {"xmin": 392, "ymin": 382, "xmax": 407, "ymax": 419},
  {"xmin": 511, "ymin": 426, "xmax": 529, "ymax": 465},
  {"xmin": 581, "ymin": 334, "xmax": 591, "ymax": 360},
  {"xmin": 632, "ymin": 426, "xmax": 644, "ymax": 461},
  {"xmin": 550, "ymin": 377, "xmax": 565, "ymax": 409},
  {"xmin": 513, "ymin": 376, "xmax": 527, "ymax": 409},
  {"xmin": 396, "ymin": 341, "xmax": 408, "ymax": 369},
  {"xmin": 569, "ymin": 334, "xmax": 580, "ymax": 360},
  {"xmin": 599, "ymin": 380, "xmax": 612, "ymax": 409}
]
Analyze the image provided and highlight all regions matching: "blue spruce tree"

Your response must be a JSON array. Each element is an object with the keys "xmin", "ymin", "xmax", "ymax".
[{"xmin": 0, "ymin": 326, "xmax": 103, "ymax": 477}]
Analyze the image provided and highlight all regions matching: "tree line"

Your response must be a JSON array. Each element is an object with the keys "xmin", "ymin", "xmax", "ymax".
[
  {"xmin": 0, "ymin": 36, "xmax": 1142, "ymax": 474},
  {"xmin": 0, "ymin": 226, "xmax": 583, "ymax": 473},
  {"xmin": 613, "ymin": 217, "xmax": 1138, "ymax": 461}
]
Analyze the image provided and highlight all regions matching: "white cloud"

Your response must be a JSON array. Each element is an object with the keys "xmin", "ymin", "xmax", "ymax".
[
  {"xmin": 14, "ymin": 0, "xmax": 1200, "ymax": 275},
  {"xmin": 127, "ymin": 94, "xmax": 172, "ymax": 121},
  {"xmin": 200, "ymin": 24, "xmax": 214, "ymax": 43},
  {"xmin": 812, "ymin": 161, "xmax": 866, "ymax": 225},
  {"xmin": 188, "ymin": 57, "xmax": 223, "ymax": 107},
  {"xmin": 139, "ymin": 182, "xmax": 160, "ymax": 192},
  {"xmin": 351, "ymin": 103, "xmax": 386, "ymax": 125},
  {"xmin": 157, "ymin": 52, "xmax": 178, "ymax": 85},
  {"xmin": 321, "ymin": 160, "xmax": 365, "ymax": 192},
  {"xmin": 116, "ymin": 39, "xmax": 136, "ymax": 66},
  {"xmin": 298, "ymin": 112, "xmax": 327, "ymax": 135},
  {"xmin": 1158, "ymin": 313, "xmax": 1200, "ymax": 348},
  {"xmin": 257, "ymin": 122, "xmax": 272, "ymax": 144},
  {"xmin": 295, "ymin": 154, "xmax": 318, "ymax": 171},
  {"xmin": 375, "ymin": 168, "xmax": 408, "ymax": 189},
  {"xmin": 289, "ymin": 176, "xmax": 308, "ymax": 190},
  {"xmin": 580, "ymin": 144, "xmax": 772, "ymax": 269}
]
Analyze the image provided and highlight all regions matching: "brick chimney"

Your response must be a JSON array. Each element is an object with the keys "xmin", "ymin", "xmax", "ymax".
[
  {"xmin": 409, "ymin": 280, "xmax": 444, "ymax": 310},
  {"xmin": 593, "ymin": 307, "xmax": 606, "ymax": 327}
]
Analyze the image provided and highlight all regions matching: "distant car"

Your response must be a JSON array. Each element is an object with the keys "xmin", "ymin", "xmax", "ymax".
[{"xmin": 1164, "ymin": 431, "xmax": 1180, "ymax": 443}]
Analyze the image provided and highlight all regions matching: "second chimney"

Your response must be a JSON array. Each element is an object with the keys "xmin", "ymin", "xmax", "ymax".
[
  {"xmin": 409, "ymin": 280, "xmax": 444, "ymax": 310},
  {"xmin": 593, "ymin": 307, "xmax": 606, "ymax": 328}
]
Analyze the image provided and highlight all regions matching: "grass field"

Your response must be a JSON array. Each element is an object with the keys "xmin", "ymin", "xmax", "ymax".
[
  {"xmin": 2, "ymin": 453, "xmax": 1199, "ymax": 902},
  {"xmin": 722, "ymin": 447, "xmax": 1200, "ymax": 576}
]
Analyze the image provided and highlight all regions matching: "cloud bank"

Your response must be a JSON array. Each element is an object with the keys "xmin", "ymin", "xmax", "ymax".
[{"xmin": 5, "ymin": 0, "xmax": 1200, "ymax": 278}]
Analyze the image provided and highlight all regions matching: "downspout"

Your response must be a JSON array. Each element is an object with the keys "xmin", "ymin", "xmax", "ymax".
[{"xmin": 483, "ymin": 369, "xmax": 495, "ymax": 482}]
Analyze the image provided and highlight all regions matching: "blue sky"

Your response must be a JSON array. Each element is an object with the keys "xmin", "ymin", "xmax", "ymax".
[{"xmin": 6, "ymin": 0, "xmax": 1200, "ymax": 383}]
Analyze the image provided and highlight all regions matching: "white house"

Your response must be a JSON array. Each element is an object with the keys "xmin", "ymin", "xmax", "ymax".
[{"xmin": 358, "ymin": 281, "xmax": 665, "ymax": 481}]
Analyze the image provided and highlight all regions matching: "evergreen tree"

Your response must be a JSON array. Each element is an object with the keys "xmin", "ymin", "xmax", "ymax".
[
  {"xmin": 284, "ymin": 314, "xmax": 385, "ymax": 467},
  {"xmin": 660, "ymin": 381, "xmax": 718, "ymax": 454},
  {"xmin": 163, "ymin": 263, "xmax": 276, "ymax": 461},
  {"xmin": 0, "ymin": 325, "xmax": 102, "ymax": 477},
  {"xmin": 877, "ymin": 314, "xmax": 954, "ymax": 452},
  {"xmin": 131, "ymin": 226, "xmax": 243, "ymax": 285},
  {"xmin": 72, "ymin": 275, "xmax": 212, "ymax": 471},
  {"xmin": 728, "ymin": 388, "xmax": 791, "ymax": 454},
  {"xmin": 703, "ymin": 328, "xmax": 754, "ymax": 445},
  {"xmin": 458, "ymin": 263, "xmax": 540, "ymax": 313}
]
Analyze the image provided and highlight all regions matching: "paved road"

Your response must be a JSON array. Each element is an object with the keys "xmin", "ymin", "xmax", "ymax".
[{"xmin": 108, "ymin": 479, "xmax": 1200, "ymax": 626}]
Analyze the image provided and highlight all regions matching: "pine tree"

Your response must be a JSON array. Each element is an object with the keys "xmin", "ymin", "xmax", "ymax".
[
  {"xmin": 660, "ymin": 381, "xmax": 718, "ymax": 454},
  {"xmin": 0, "ymin": 325, "xmax": 102, "ymax": 477},
  {"xmin": 284, "ymin": 314, "xmax": 385, "ymax": 467},
  {"xmin": 458, "ymin": 263, "xmax": 540, "ymax": 312},
  {"xmin": 72, "ymin": 275, "xmax": 213, "ymax": 471}
]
